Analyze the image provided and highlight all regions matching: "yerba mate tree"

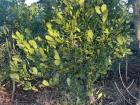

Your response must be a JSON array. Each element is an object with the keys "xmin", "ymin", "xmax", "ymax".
[{"xmin": 11, "ymin": 0, "xmax": 132, "ymax": 104}]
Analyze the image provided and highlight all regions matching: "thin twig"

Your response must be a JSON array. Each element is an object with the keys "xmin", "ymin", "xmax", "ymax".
[
  {"xmin": 125, "ymin": 56, "xmax": 128, "ymax": 81},
  {"xmin": 114, "ymin": 82, "xmax": 132, "ymax": 105},
  {"xmin": 11, "ymin": 80, "xmax": 15, "ymax": 102},
  {"xmin": 127, "ymin": 79, "xmax": 135, "ymax": 90},
  {"xmin": 118, "ymin": 63, "xmax": 139, "ymax": 101}
]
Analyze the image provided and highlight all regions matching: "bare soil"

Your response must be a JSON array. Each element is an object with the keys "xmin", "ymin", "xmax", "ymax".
[{"xmin": 0, "ymin": 62, "xmax": 140, "ymax": 105}]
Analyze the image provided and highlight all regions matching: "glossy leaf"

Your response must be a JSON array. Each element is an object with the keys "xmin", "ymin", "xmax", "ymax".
[
  {"xmin": 42, "ymin": 80, "xmax": 49, "ymax": 86},
  {"xmin": 95, "ymin": 6, "xmax": 101, "ymax": 14},
  {"xmin": 97, "ymin": 92, "xmax": 103, "ymax": 99},
  {"xmin": 101, "ymin": 4, "xmax": 107, "ymax": 13}
]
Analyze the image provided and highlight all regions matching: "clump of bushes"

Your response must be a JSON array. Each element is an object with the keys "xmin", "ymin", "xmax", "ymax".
[{"xmin": 9, "ymin": 0, "xmax": 132, "ymax": 104}]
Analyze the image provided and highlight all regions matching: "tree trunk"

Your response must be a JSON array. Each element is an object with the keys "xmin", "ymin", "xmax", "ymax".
[{"xmin": 135, "ymin": 0, "xmax": 140, "ymax": 52}]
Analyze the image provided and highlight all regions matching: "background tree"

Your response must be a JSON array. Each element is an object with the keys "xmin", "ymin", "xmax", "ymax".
[{"xmin": 135, "ymin": 0, "xmax": 140, "ymax": 53}]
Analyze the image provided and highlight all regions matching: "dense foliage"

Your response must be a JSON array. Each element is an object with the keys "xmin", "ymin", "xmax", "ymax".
[{"xmin": 0, "ymin": 0, "xmax": 132, "ymax": 104}]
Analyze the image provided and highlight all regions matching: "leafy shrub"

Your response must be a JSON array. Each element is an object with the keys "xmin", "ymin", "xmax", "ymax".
[{"xmin": 11, "ymin": 0, "xmax": 132, "ymax": 104}]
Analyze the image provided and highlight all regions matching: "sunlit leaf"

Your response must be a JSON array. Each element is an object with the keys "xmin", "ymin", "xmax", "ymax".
[
  {"xmin": 31, "ymin": 67, "xmax": 38, "ymax": 75},
  {"xmin": 31, "ymin": 86, "xmax": 38, "ymax": 91},
  {"xmin": 46, "ymin": 22, "xmax": 52, "ymax": 29},
  {"xmin": 54, "ymin": 50, "xmax": 61, "ymax": 65},
  {"xmin": 12, "ymin": 34, "xmax": 18, "ymax": 40},
  {"xmin": 117, "ymin": 36, "xmax": 125, "ymax": 45},
  {"xmin": 95, "ymin": 6, "xmax": 101, "ymax": 14},
  {"xmin": 45, "ymin": 35, "xmax": 54, "ymax": 42},
  {"xmin": 56, "ymin": 12, "xmax": 63, "ymax": 19},
  {"xmin": 16, "ymin": 31, "xmax": 20, "ymax": 36},
  {"xmin": 29, "ymin": 40, "xmax": 38, "ymax": 49},
  {"xmin": 42, "ymin": 80, "xmax": 49, "ymax": 86},
  {"xmin": 28, "ymin": 48, "xmax": 34, "ymax": 54},
  {"xmin": 51, "ymin": 30, "xmax": 60, "ymax": 38},
  {"xmin": 36, "ymin": 36, "xmax": 42, "ymax": 41},
  {"xmin": 97, "ymin": 92, "xmax": 103, "ymax": 99},
  {"xmin": 15, "ymin": 31, "xmax": 24, "ymax": 40},
  {"xmin": 86, "ymin": 29, "xmax": 94, "ymax": 42},
  {"xmin": 23, "ymin": 41, "xmax": 30, "ymax": 49},
  {"xmin": 101, "ymin": 4, "xmax": 107, "ymax": 13},
  {"xmin": 79, "ymin": 0, "xmax": 84, "ymax": 6}
]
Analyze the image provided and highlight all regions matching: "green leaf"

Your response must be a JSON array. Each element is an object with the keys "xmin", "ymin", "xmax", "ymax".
[
  {"xmin": 45, "ymin": 35, "xmax": 56, "ymax": 45},
  {"xmin": 30, "ymin": 4, "xmax": 37, "ymax": 15},
  {"xmin": 56, "ymin": 12, "xmax": 63, "ymax": 19},
  {"xmin": 15, "ymin": 31, "xmax": 24, "ymax": 40},
  {"xmin": 86, "ymin": 29, "xmax": 94, "ymax": 42},
  {"xmin": 102, "ymin": 13, "xmax": 108, "ymax": 23},
  {"xmin": 12, "ymin": 55, "xmax": 21, "ymax": 62},
  {"xmin": 32, "ymin": 86, "xmax": 38, "ymax": 91},
  {"xmin": 31, "ymin": 67, "xmax": 38, "ymax": 75},
  {"xmin": 54, "ymin": 50, "xmax": 61, "ymax": 65},
  {"xmin": 10, "ymin": 73, "xmax": 19, "ymax": 81},
  {"xmin": 29, "ymin": 40, "xmax": 38, "ymax": 49},
  {"xmin": 28, "ymin": 48, "xmax": 34, "ymax": 54},
  {"xmin": 23, "ymin": 41, "xmax": 31, "ymax": 49},
  {"xmin": 49, "ymin": 73, "xmax": 59, "ymax": 86},
  {"xmin": 23, "ymin": 82, "xmax": 32, "ymax": 90},
  {"xmin": 38, "ymin": 48, "xmax": 47, "ymax": 61},
  {"xmin": 45, "ymin": 35, "xmax": 54, "ymax": 42},
  {"xmin": 101, "ymin": 4, "xmax": 107, "ymax": 13},
  {"xmin": 97, "ymin": 92, "xmax": 103, "ymax": 99},
  {"xmin": 16, "ymin": 31, "xmax": 20, "ymax": 36},
  {"xmin": 100, "ymin": 69, "xmax": 107, "ymax": 75},
  {"xmin": 53, "ymin": 19, "xmax": 62, "ymax": 25},
  {"xmin": 117, "ymin": 36, "xmax": 124, "ymax": 45},
  {"xmin": 23, "ymin": 87, "xmax": 30, "ymax": 90},
  {"xmin": 36, "ymin": 36, "xmax": 42, "ymax": 41},
  {"xmin": 101, "ymin": 4, "xmax": 108, "ymax": 24},
  {"xmin": 12, "ymin": 35, "xmax": 18, "ymax": 40},
  {"xmin": 79, "ymin": 0, "xmax": 84, "ymax": 6},
  {"xmin": 42, "ymin": 80, "xmax": 49, "ymax": 86},
  {"xmin": 95, "ymin": 6, "xmax": 101, "ymax": 14},
  {"xmin": 66, "ymin": 78, "xmax": 71, "ymax": 86},
  {"xmin": 46, "ymin": 22, "xmax": 52, "ymax": 29},
  {"xmin": 51, "ymin": 30, "xmax": 60, "ymax": 38},
  {"xmin": 48, "ymin": 29, "xmax": 54, "ymax": 36}
]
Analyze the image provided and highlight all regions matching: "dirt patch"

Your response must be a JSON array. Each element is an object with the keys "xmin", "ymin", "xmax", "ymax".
[
  {"xmin": 0, "ymin": 87, "xmax": 12, "ymax": 105},
  {"xmin": 0, "ymin": 63, "xmax": 140, "ymax": 105},
  {"xmin": 102, "ymin": 62, "xmax": 140, "ymax": 105}
]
